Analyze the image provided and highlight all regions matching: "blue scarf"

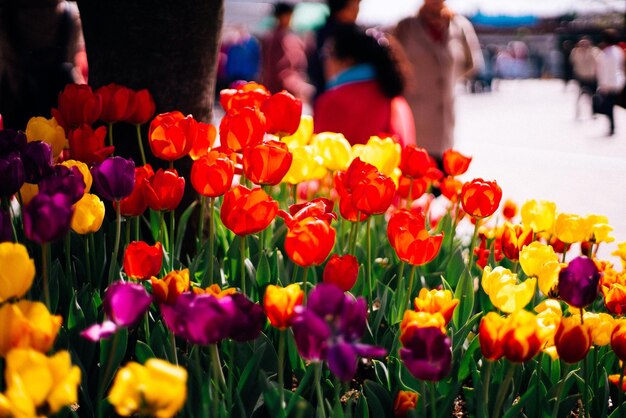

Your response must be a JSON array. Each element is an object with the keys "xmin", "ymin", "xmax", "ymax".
[{"xmin": 326, "ymin": 64, "xmax": 376, "ymax": 90}]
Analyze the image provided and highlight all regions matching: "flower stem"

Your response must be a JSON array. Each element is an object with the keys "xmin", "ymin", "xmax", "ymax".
[
  {"xmin": 209, "ymin": 343, "xmax": 227, "ymax": 392},
  {"xmin": 169, "ymin": 210, "xmax": 175, "ymax": 270},
  {"xmin": 619, "ymin": 365, "xmax": 625, "ymax": 418},
  {"xmin": 107, "ymin": 122, "xmax": 114, "ymax": 148},
  {"xmin": 492, "ymin": 362, "xmax": 516, "ymax": 418},
  {"xmin": 278, "ymin": 330, "xmax": 286, "ymax": 409},
  {"xmin": 41, "ymin": 242, "xmax": 50, "ymax": 310},
  {"xmin": 135, "ymin": 124, "xmax": 147, "ymax": 166},
  {"xmin": 84, "ymin": 236, "xmax": 92, "ymax": 285},
  {"xmin": 292, "ymin": 184, "xmax": 298, "ymax": 205},
  {"xmin": 396, "ymin": 262, "xmax": 407, "ymax": 320},
  {"xmin": 551, "ymin": 362, "xmax": 570, "ymax": 418},
  {"xmin": 406, "ymin": 265, "xmax": 417, "ymax": 310},
  {"xmin": 197, "ymin": 196, "xmax": 206, "ymax": 254},
  {"xmin": 366, "ymin": 216, "xmax": 373, "ymax": 311},
  {"xmin": 208, "ymin": 198, "xmax": 215, "ymax": 286},
  {"xmin": 467, "ymin": 218, "xmax": 481, "ymax": 272},
  {"xmin": 226, "ymin": 341, "xmax": 234, "ymax": 413},
  {"xmin": 170, "ymin": 330, "xmax": 178, "ymax": 365},
  {"xmin": 240, "ymin": 236, "xmax": 246, "ymax": 296},
  {"xmin": 64, "ymin": 234, "xmax": 72, "ymax": 282},
  {"xmin": 302, "ymin": 267, "xmax": 309, "ymax": 300},
  {"xmin": 108, "ymin": 201, "xmax": 122, "ymax": 285},
  {"xmin": 429, "ymin": 382, "xmax": 437, "ymax": 418},
  {"xmin": 482, "ymin": 360, "xmax": 493, "ymax": 416},
  {"xmin": 97, "ymin": 331, "xmax": 120, "ymax": 418},
  {"xmin": 315, "ymin": 362, "xmax": 327, "ymax": 418}
]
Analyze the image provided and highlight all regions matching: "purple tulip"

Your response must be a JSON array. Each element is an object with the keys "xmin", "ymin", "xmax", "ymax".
[
  {"xmin": 0, "ymin": 209, "xmax": 12, "ymax": 243},
  {"xmin": 91, "ymin": 156, "xmax": 135, "ymax": 201},
  {"xmin": 0, "ymin": 130, "xmax": 26, "ymax": 155},
  {"xmin": 161, "ymin": 292, "xmax": 236, "ymax": 345},
  {"xmin": 291, "ymin": 283, "xmax": 386, "ymax": 381},
  {"xmin": 0, "ymin": 152, "xmax": 25, "ymax": 198},
  {"xmin": 39, "ymin": 165, "xmax": 85, "ymax": 204},
  {"xmin": 104, "ymin": 281, "xmax": 152, "ymax": 327},
  {"xmin": 400, "ymin": 326, "xmax": 452, "ymax": 381},
  {"xmin": 557, "ymin": 256, "xmax": 601, "ymax": 308},
  {"xmin": 22, "ymin": 141, "xmax": 53, "ymax": 184},
  {"xmin": 81, "ymin": 281, "xmax": 152, "ymax": 342},
  {"xmin": 23, "ymin": 192, "xmax": 73, "ymax": 244},
  {"xmin": 228, "ymin": 293, "xmax": 266, "ymax": 342}
]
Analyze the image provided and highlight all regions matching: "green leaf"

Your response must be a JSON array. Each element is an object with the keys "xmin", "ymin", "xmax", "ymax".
[
  {"xmin": 445, "ymin": 248, "xmax": 464, "ymax": 288},
  {"xmin": 457, "ymin": 337, "xmax": 480, "ymax": 381},
  {"xmin": 363, "ymin": 380, "xmax": 392, "ymax": 418},
  {"xmin": 99, "ymin": 328, "xmax": 128, "ymax": 390},
  {"xmin": 256, "ymin": 252, "xmax": 271, "ymax": 288},
  {"xmin": 356, "ymin": 395, "xmax": 370, "ymax": 418},
  {"xmin": 175, "ymin": 200, "xmax": 198, "ymax": 261},
  {"xmin": 453, "ymin": 267, "xmax": 475, "ymax": 330},
  {"xmin": 135, "ymin": 341, "xmax": 155, "ymax": 364},
  {"xmin": 67, "ymin": 292, "xmax": 85, "ymax": 332}
]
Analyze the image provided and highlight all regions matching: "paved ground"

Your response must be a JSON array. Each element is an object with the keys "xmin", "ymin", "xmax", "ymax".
[{"xmin": 454, "ymin": 79, "xmax": 626, "ymax": 263}]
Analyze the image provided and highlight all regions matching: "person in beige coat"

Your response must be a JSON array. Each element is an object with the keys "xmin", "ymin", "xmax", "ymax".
[{"xmin": 393, "ymin": 0, "xmax": 482, "ymax": 165}]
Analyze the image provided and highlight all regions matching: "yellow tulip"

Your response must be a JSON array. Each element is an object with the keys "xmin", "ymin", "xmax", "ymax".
[
  {"xmin": 554, "ymin": 213, "xmax": 587, "ymax": 244},
  {"xmin": 108, "ymin": 359, "xmax": 187, "ymax": 418},
  {"xmin": 584, "ymin": 214, "xmax": 614, "ymax": 243},
  {"xmin": 71, "ymin": 193, "xmax": 105, "ymax": 234},
  {"xmin": 481, "ymin": 266, "xmax": 536, "ymax": 313},
  {"xmin": 25, "ymin": 116, "xmax": 67, "ymax": 160},
  {"xmin": 18, "ymin": 183, "xmax": 38, "ymax": 206},
  {"xmin": 310, "ymin": 132, "xmax": 352, "ymax": 171},
  {"xmin": 613, "ymin": 242, "xmax": 626, "ymax": 267},
  {"xmin": 400, "ymin": 310, "xmax": 446, "ymax": 335},
  {"xmin": 519, "ymin": 241, "xmax": 562, "ymax": 296},
  {"xmin": 521, "ymin": 199, "xmax": 556, "ymax": 233},
  {"xmin": 351, "ymin": 136, "xmax": 401, "ymax": 177},
  {"xmin": 535, "ymin": 298, "xmax": 563, "ymax": 348},
  {"xmin": 282, "ymin": 145, "xmax": 327, "ymax": 184},
  {"xmin": 0, "ymin": 301, "xmax": 62, "ymax": 357},
  {"xmin": 281, "ymin": 115, "xmax": 313, "ymax": 148},
  {"xmin": 61, "ymin": 160, "xmax": 92, "ymax": 193},
  {"xmin": 583, "ymin": 312, "xmax": 615, "ymax": 346},
  {"xmin": 0, "ymin": 243, "xmax": 35, "ymax": 302},
  {"xmin": 413, "ymin": 288, "xmax": 459, "ymax": 325},
  {"xmin": 1, "ymin": 348, "xmax": 80, "ymax": 415}
]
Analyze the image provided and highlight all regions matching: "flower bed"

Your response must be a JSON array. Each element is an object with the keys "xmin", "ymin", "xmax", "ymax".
[{"xmin": 0, "ymin": 81, "xmax": 625, "ymax": 417}]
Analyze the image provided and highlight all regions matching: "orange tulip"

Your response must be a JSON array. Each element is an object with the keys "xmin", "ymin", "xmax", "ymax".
[
  {"xmin": 502, "ymin": 199, "xmax": 518, "ymax": 220},
  {"xmin": 440, "ymin": 176, "xmax": 463, "ymax": 202},
  {"xmin": 148, "ymin": 111, "xmax": 199, "ymax": 161},
  {"xmin": 442, "ymin": 149, "xmax": 472, "ymax": 176},
  {"xmin": 123, "ymin": 241, "xmax": 163, "ymax": 280},
  {"xmin": 460, "ymin": 178, "xmax": 502, "ymax": 218},
  {"xmin": 284, "ymin": 217, "xmax": 336, "ymax": 267},
  {"xmin": 219, "ymin": 107, "xmax": 265, "ymax": 152},
  {"xmin": 242, "ymin": 139, "xmax": 293, "ymax": 185},
  {"xmin": 219, "ymin": 81, "xmax": 270, "ymax": 112},
  {"xmin": 554, "ymin": 316, "xmax": 592, "ymax": 363},
  {"xmin": 501, "ymin": 310, "xmax": 542, "ymax": 362},
  {"xmin": 151, "ymin": 269, "xmax": 190, "ymax": 305},
  {"xmin": 387, "ymin": 209, "xmax": 444, "ymax": 266},
  {"xmin": 189, "ymin": 122, "xmax": 217, "ymax": 160},
  {"xmin": 478, "ymin": 312, "xmax": 506, "ymax": 361},
  {"xmin": 263, "ymin": 284, "xmax": 304, "ymax": 329},
  {"xmin": 393, "ymin": 390, "xmax": 418, "ymax": 417},
  {"xmin": 220, "ymin": 185, "xmax": 278, "ymax": 236},
  {"xmin": 611, "ymin": 319, "xmax": 626, "ymax": 361},
  {"xmin": 191, "ymin": 151, "xmax": 235, "ymax": 198}
]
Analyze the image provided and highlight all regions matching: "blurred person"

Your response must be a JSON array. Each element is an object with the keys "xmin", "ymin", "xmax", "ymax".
[
  {"xmin": 570, "ymin": 37, "xmax": 600, "ymax": 119},
  {"xmin": 561, "ymin": 40, "xmax": 575, "ymax": 90},
  {"xmin": 225, "ymin": 25, "xmax": 260, "ymax": 86},
  {"xmin": 313, "ymin": 24, "xmax": 415, "ymax": 146},
  {"xmin": 393, "ymin": 0, "xmax": 482, "ymax": 167},
  {"xmin": 307, "ymin": 0, "xmax": 361, "ymax": 101},
  {"xmin": 594, "ymin": 29, "xmax": 625, "ymax": 136},
  {"xmin": 260, "ymin": 2, "xmax": 313, "ymax": 101},
  {"xmin": 0, "ymin": 0, "xmax": 85, "ymax": 130}
]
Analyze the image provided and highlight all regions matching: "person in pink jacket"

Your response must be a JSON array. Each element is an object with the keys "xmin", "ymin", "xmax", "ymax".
[{"xmin": 313, "ymin": 24, "xmax": 415, "ymax": 147}]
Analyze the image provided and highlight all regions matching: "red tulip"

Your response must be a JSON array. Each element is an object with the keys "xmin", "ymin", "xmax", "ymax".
[
  {"xmin": 125, "ymin": 89, "xmax": 156, "ymax": 125},
  {"xmin": 242, "ymin": 139, "xmax": 292, "ymax": 185},
  {"xmin": 220, "ymin": 185, "xmax": 278, "ymax": 236},
  {"xmin": 442, "ymin": 149, "xmax": 472, "ymax": 176},
  {"xmin": 323, "ymin": 254, "xmax": 359, "ymax": 291},
  {"xmin": 220, "ymin": 82, "xmax": 270, "ymax": 112},
  {"xmin": 191, "ymin": 151, "xmax": 235, "ymax": 197},
  {"xmin": 117, "ymin": 164, "xmax": 155, "ymax": 217},
  {"xmin": 143, "ymin": 168, "xmax": 185, "ymax": 212},
  {"xmin": 189, "ymin": 122, "xmax": 217, "ymax": 160},
  {"xmin": 352, "ymin": 171, "xmax": 396, "ymax": 215},
  {"xmin": 123, "ymin": 241, "xmax": 163, "ymax": 280},
  {"xmin": 284, "ymin": 217, "xmax": 336, "ymax": 267},
  {"xmin": 460, "ymin": 178, "xmax": 502, "ymax": 218},
  {"xmin": 261, "ymin": 91, "xmax": 302, "ymax": 136},
  {"xmin": 219, "ymin": 107, "xmax": 266, "ymax": 152},
  {"xmin": 400, "ymin": 145, "xmax": 437, "ymax": 179},
  {"xmin": 52, "ymin": 83, "xmax": 102, "ymax": 131},
  {"xmin": 440, "ymin": 176, "xmax": 463, "ymax": 202},
  {"xmin": 148, "ymin": 111, "xmax": 199, "ymax": 161},
  {"xmin": 396, "ymin": 175, "xmax": 428, "ymax": 200},
  {"xmin": 68, "ymin": 124, "xmax": 114, "ymax": 165},
  {"xmin": 280, "ymin": 198, "xmax": 336, "ymax": 226},
  {"xmin": 387, "ymin": 209, "xmax": 444, "ymax": 266},
  {"xmin": 95, "ymin": 83, "xmax": 135, "ymax": 123}
]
